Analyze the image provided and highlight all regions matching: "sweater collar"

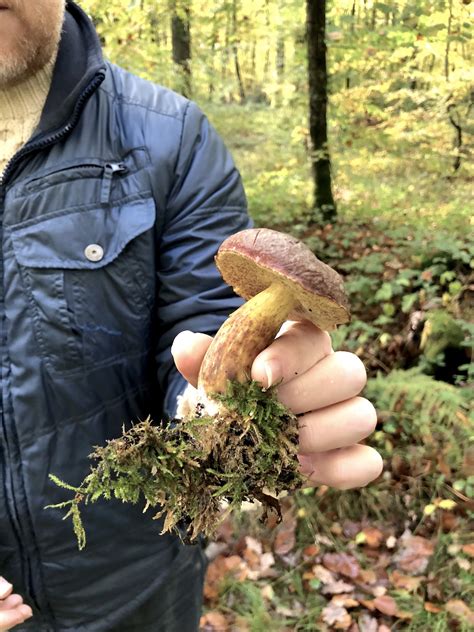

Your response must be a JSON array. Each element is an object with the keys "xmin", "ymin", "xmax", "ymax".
[
  {"xmin": 35, "ymin": 0, "xmax": 106, "ymax": 138},
  {"xmin": 0, "ymin": 57, "xmax": 55, "ymax": 122}
]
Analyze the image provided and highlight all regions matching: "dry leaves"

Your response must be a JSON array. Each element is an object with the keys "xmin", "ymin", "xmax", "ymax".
[
  {"xmin": 393, "ymin": 530, "xmax": 435, "ymax": 575},
  {"xmin": 200, "ymin": 610, "xmax": 229, "ymax": 631},
  {"xmin": 204, "ymin": 555, "xmax": 247, "ymax": 601},
  {"xmin": 445, "ymin": 599, "xmax": 474, "ymax": 625},
  {"xmin": 461, "ymin": 543, "xmax": 474, "ymax": 557},
  {"xmin": 322, "ymin": 603, "xmax": 353, "ymax": 629},
  {"xmin": 201, "ymin": 495, "xmax": 469, "ymax": 632},
  {"xmin": 389, "ymin": 570, "xmax": 423, "ymax": 592},
  {"xmin": 358, "ymin": 527, "xmax": 384, "ymax": 548},
  {"xmin": 323, "ymin": 552, "xmax": 361, "ymax": 578},
  {"xmin": 273, "ymin": 514, "xmax": 297, "ymax": 556}
]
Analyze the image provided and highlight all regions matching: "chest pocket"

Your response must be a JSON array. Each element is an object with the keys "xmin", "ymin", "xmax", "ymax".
[{"xmin": 10, "ymin": 197, "xmax": 156, "ymax": 376}]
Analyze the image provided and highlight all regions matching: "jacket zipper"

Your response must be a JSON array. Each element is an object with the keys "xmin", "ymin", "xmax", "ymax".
[
  {"xmin": 23, "ymin": 161, "xmax": 128, "ymax": 201},
  {"xmin": 0, "ymin": 70, "xmax": 105, "ymax": 622},
  {"xmin": 0, "ymin": 72, "xmax": 105, "ymax": 190},
  {"xmin": 101, "ymin": 162, "xmax": 128, "ymax": 204}
]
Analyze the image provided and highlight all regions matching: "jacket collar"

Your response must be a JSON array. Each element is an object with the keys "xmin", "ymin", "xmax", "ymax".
[{"xmin": 36, "ymin": 0, "xmax": 106, "ymax": 137}]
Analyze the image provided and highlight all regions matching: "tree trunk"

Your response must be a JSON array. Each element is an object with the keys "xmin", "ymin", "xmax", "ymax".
[
  {"xmin": 306, "ymin": 0, "xmax": 337, "ymax": 223},
  {"xmin": 445, "ymin": 0, "xmax": 453, "ymax": 81},
  {"xmin": 276, "ymin": 37, "xmax": 285, "ymax": 80},
  {"xmin": 208, "ymin": 12, "xmax": 219, "ymax": 98},
  {"xmin": 447, "ymin": 104, "xmax": 463, "ymax": 172},
  {"xmin": 232, "ymin": 0, "xmax": 246, "ymax": 103},
  {"xmin": 171, "ymin": 2, "xmax": 192, "ymax": 97}
]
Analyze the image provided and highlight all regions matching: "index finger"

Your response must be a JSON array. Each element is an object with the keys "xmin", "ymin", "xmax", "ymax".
[{"xmin": 251, "ymin": 320, "xmax": 333, "ymax": 388}]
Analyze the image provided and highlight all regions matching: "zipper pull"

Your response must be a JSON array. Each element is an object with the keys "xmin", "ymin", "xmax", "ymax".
[{"xmin": 101, "ymin": 162, "xmax": 128, "ymax": 205}]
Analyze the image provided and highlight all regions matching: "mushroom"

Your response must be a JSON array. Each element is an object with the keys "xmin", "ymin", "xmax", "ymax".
[
  {"xmin": 49, "ymin": 227, "xmax": 351, "ymax": 547},
  {"xmin": 198, "ymin": 228, "xmax": 350, "ymax": 394}
]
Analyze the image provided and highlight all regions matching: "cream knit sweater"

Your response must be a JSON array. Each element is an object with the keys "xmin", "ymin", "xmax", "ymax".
[{"xmin": 0, "ymin": 59, "xmax": 55, "ymax": 177}]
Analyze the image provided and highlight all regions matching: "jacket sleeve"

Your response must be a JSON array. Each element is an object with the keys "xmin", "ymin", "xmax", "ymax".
[{"xmin": 155, "ymin": 101, "xmax": 252, "ymax": 418}]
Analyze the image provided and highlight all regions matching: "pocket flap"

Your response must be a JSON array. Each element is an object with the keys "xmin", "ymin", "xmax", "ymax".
[{"xmin": 11, "ymin": 197, "xmax": 156, "ymax": 269}]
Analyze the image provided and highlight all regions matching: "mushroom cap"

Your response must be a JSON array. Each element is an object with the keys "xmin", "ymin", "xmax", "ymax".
[{"xmin": 216, "ymin": 228, "xmax": 350, "ymax": 330}]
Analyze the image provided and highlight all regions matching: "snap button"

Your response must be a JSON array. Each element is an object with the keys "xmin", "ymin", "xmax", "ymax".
[{"xmin": 84, "ymin": 244, "xmax": 104, "ymax": 262}]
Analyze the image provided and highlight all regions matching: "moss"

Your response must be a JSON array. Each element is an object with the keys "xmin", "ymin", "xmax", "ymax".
[{"xmin": 48, "ymin": 381, "xmax": 303, "ymax": 549}]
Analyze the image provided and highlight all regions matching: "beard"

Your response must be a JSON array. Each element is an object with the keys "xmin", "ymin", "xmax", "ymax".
[{"xmin": 0, "ymin": 1, "xmax": 65, "ymax": 88}]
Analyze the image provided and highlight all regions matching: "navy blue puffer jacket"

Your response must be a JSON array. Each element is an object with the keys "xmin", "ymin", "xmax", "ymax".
[{"xmin": 0, "ymin": 2, "xmax": 249, "ymax": 630}]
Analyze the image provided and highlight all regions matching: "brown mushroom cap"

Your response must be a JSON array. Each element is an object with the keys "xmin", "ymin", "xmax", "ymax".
[{"xmin": 216, "ymin": 228, "xmax": 350, "ymax": 331}]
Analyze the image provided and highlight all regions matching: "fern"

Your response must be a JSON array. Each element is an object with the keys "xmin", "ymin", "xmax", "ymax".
[{"xmin": 365, "ymin": 368, "xmax": 472, "ymax": 469}]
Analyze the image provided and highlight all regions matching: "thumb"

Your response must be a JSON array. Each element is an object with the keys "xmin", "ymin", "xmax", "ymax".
[{"xmin": 171, "ymin": 331, "xmax": 213, "ymax": 388}]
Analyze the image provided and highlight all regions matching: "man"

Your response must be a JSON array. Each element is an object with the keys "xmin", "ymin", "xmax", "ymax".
[{"xmin": 0, "ymin": 1, "xmax": 382, "ymax": 630}]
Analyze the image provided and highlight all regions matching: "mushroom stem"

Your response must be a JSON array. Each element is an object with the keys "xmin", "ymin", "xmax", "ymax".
[{"xmin": 198, "ymin": 283, "xmax": 296, "ymax": 395}]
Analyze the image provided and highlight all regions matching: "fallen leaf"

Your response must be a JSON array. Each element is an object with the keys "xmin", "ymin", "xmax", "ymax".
[
  {"xmin": 360, "ymin": 527, "xmax": 384, "ymax": 548},
  {"xmin": 242, "ymin": 546, "xmax": 260, "ymax": 570},
  {"xmin": 259, "ymin": 552, "xmax": 275, "ymax": 573},
  {"xmin": 233, "ymin": 616, "xmax": 250, "ymax": 631},
  {"xmin": 204, "ymin": 542, "xmax": 229, "ymax": 562},
  {"xmin": 356, "ymin": 569, "xmax": 377, "ymax": 585},
  {"xmin": 390, "ymin": 570, "xmax": 423, "ymax": 592},
  {"xmin": 424, "ymin": 602, "xmax": 443, "ymax": 613},
  {"xmin": 373, "ymin": 595, "xmax": 397, "ymax": 616},
  {"xmin": 204, "ymin": 555, "xmax": 247, "ymax": 601},
  {"xmin": 440, "ymin": 511, "xmax": 458, "ymax": 531},
  {"xmin": 378, "ymin": 626, "xmax": 391, "ymax": 632},
  {"xmin": 331, "ymin": 522, "xmax": 343, "ymax": 535},
  {"xmin": 462, "ymin": 446, "xmax": 474, "ymax": 476},
  {"xmin": 359, "ymin": 599, "xmax": 376, "ymax": 611},
  {"xmin": 260, "ymin": 584, "xmax": 274, "ymax": 601},
  {"xmin": 322, "ymin": 603, "xmax": 352, "ymax": 629},
  {"xmin": 331, "ymin": 595, "xmax": 360, "ymax": 609},
  {"xmin": 343, "ymin": 521, "xmax": 362, "ymax": 538},
  {"xmin": 199, "ymin": 610, "xmax": 230, "ymax": 631},
  {"xmin": 357, "ymin": 613, "xmax": 378, "ymax": 632},
  {"xmin": 393, "ymin": 531, "xmax": 435, "ymax": 575},
  {"xmin": 445, "ymin": 599, "xmax": 474, "ymax": 625},
  {"xmin": 273, "ymin": 516, "xmax": 297, "ymax": 556},
  {"xmin": 302, "ymin": 544, "xmax": 320, "ymax": 560},
  {"xmin": 371, "ymin": 585, "xmax": 387, "ymax": 598},
  {"xmin": 312, "ymin": 564, "xmax": 336, "ymax": 584},
  {"xmin": 323, "ymin": 552, "xmax": 361, "ymax": 578},
  {"xmin": 462, "ymin": 543, "xmax": 474, "ymax": 557},
  {"xmin": 243, "ymin": 535, "xmax": 262, "ymax": 555},
  {"xmin": 322, "ymin": 580, "xmax": 357, "ymax": 595},
  {"xmin": 456, "ymin": 557, "xmax": 471, "ymax": 571}
]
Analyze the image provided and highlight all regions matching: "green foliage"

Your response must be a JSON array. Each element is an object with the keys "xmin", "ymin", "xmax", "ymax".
[{"xmin": 365, "ymin": 368, "xmax": 471, "ymax": 459}]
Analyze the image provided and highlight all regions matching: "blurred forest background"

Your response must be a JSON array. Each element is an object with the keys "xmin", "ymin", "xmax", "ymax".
[{"xmin": 81, "ymin": 1, "xmax": 472, "ymax": 630}]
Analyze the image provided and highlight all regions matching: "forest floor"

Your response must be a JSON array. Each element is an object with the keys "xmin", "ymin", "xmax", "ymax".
[{"xmin": 197, "ymin": 101, "xmax": 473, "ymax": 632}]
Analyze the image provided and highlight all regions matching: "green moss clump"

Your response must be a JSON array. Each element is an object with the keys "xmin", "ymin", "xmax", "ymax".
[{"xmin": 48, "ymin": 381, "xmax": 303, "ymax": 548}]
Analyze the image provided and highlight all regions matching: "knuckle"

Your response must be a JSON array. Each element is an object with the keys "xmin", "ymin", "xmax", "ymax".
[{"xmin": 319, "ymin": 330, "xmax": 333, "ymax": 356}]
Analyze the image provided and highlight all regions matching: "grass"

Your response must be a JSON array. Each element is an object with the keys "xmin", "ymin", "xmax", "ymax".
[{"xmin": 201, "ymin": 98, "xmax": 472, "ymax": 233}]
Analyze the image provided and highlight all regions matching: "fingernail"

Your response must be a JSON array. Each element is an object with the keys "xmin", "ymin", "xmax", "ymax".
[
  {"xmin": 0, "ymin": 578, "xmax": 12, "ymax": 598},
  {"xmin": 171, "ymin": 330, "xmax": 193, "ymax": 356},
  {"xmin": 263, "ymin": 359, "xmax": 281, "ymax": 388},
  {"xmin": 20, "ymin": 605, "xmax": 33, "ymax": 619},
  {"xmin": 298, "ymin": 454, "xmax": 314, "ymax": 475}
]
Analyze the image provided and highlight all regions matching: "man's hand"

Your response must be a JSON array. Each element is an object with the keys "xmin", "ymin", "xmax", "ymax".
[
  {"xmin": 0, "ymin": 577, "xmax": 32, "ymax": 631},
  {"xmin": 171, "ymin": 321, "xmax": 383, "ymax": 490}
]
